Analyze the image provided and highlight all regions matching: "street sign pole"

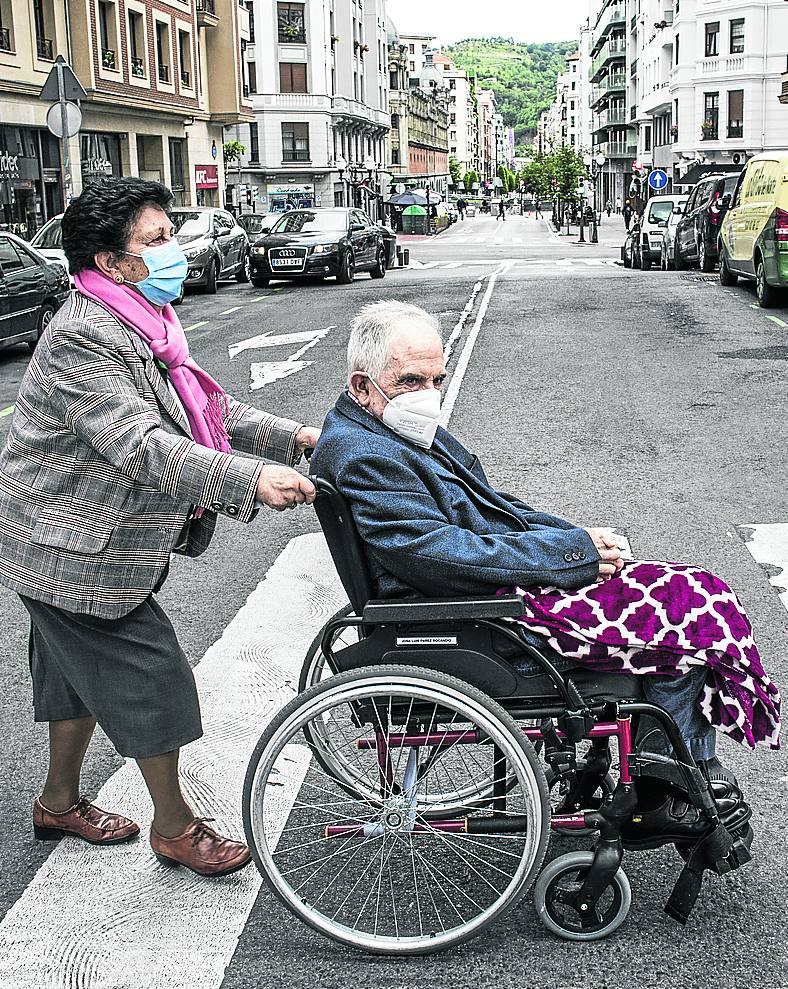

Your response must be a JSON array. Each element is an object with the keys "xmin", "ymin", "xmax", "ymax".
[{"xmin": 57, "ymin": 59, "xmax": 72, "ymax": 205}]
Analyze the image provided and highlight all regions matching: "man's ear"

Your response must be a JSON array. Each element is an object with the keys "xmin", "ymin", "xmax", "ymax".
[{"xmin": 349, "ymin": 371, "xmax": 372, "ymax": 407}]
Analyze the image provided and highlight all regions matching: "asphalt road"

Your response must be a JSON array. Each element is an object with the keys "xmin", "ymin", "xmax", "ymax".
[{"xmin": 0, "ymin": 213, "xmax": 786, "ymax": 989}]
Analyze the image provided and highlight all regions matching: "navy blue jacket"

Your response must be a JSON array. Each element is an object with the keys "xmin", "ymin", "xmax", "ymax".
[{"xmin": 311, "ymin": 391, "xmax": 601, "ymax": 599}]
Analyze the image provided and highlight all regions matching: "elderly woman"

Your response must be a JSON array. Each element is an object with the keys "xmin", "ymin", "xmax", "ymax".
[{"xmin": 0, "ymin": 177, "xmax": 318, "ymax": 877}]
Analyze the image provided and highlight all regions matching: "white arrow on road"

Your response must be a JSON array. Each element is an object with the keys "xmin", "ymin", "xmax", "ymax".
[{"xmin": 228, "ymin": 325, "xmax": 335, "ymax": 392}]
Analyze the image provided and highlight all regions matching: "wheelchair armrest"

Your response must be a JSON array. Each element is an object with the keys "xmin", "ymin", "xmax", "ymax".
[{"xmin": 361, "ymin": 594, "xmax": 525, "ymax": 624}]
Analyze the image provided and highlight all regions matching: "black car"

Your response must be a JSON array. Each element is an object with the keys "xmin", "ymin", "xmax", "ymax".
[
  {"xmin": 621, "ymin": 219, "xmax": 640, "ymax": 269},
  {"xmin": 673, "ymin": 172, "xmax": 740, "ymax": 272},
  {"xmin": 0, "ymin": 232, "xmax": 69, "ymax": 352},
  {"xmin": 251, "ymin": 208, "xmax": 387, "ymax": 287},
  {"xmin": 170, "ymin": 207, "xmax": 251, "ymax": 294}
]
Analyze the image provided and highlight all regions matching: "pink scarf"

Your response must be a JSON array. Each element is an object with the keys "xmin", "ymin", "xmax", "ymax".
[{"xmin": 74, "ymin": 269, "xmax": 231, "ymax": 454}]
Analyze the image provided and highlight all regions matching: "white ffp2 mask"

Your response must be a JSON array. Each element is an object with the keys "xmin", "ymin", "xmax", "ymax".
[{"xmin": 368, "ymin": 378, "xmax": 441, "ymax": 449}]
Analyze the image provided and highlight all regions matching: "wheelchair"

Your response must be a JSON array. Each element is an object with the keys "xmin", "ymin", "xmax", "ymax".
[{"xmin": 242, "ymin": 479, "xmax": 754, "ymax": 955}]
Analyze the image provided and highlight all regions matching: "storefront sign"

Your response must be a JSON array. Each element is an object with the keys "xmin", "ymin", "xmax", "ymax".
[
  {"xmin": 267, "ymin": 182, "xmax": 314, "ymax": 196},
  {"xmin": 0, "ymin": 152, "xmax": 20, "ymax": 181},
  {"xmin": 195, "ymin": 164, "xmax": 219, "ymax": 189},
  {"xmin": 82, "ymin": 156, "xmax": 113, "ymax": 177}
]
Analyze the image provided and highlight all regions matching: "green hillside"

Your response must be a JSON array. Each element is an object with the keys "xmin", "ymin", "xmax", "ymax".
[{"xmin": 445, "ymin": 38, "xmax": 577, "ymax": 147}]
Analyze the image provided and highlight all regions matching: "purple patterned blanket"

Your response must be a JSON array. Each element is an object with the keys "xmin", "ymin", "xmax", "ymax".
[{"xmin": 506, "ymin": 561, "xmax": 781, "ymax": 750}]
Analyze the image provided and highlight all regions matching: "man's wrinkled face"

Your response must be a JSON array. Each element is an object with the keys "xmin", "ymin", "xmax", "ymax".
[{"xmin": 350, "ymin": 322, "xmax": 446, "ymax": 420}]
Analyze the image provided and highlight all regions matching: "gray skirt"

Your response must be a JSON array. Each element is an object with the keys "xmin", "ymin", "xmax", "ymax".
[{"xmin": 21, "ymin": 594, "xmax": 203, "ymax": 759}]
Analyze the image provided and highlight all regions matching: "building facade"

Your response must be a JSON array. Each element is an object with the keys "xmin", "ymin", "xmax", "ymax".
[
  {"xmin": 228, "ymin": 0, "xmax": 390, "ymax": 218},
  {"xmin": 432, "ymin": 52, "xmax": 480, "ymax": 179},
  {"xmin": 1, "ymin": 0, "xmax": 252, "ymax": 235}
]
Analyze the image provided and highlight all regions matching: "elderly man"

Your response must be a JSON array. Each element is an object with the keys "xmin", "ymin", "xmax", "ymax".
[{"xmin": 310, "ymin": 300, "xmax": 766, "ymax": 844}]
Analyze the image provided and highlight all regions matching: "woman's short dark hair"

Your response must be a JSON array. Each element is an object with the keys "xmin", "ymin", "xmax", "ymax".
[{"xmin": 61, "ymin": 176, "xmax": 174, "ymax": 274}]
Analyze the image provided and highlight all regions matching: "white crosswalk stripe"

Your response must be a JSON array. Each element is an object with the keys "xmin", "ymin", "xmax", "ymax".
[{"xmin": 407, "ymin": 257, "xmax": 621, "ymax": 271}]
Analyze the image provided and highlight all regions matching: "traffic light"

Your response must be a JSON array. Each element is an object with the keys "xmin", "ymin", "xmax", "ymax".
[{"xmin": 246, "ymin": 189, "xmax": 252, "ymax": 206}]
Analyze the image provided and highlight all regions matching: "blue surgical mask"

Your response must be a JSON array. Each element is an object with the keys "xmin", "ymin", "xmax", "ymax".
[{"xmin": 124, "ymin": 239, "xmax": 188, "ymax": 306}]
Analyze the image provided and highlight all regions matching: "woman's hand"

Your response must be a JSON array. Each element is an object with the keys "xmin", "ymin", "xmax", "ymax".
[
  {"xmin": 295, "ymin": 426, "xmax": 321, "ymax": 459},
  {"xmin": 256, "ymin": 465, "xmax": 316, "ymax": 511},
  {"xmin": 583, "ymin": 527, "xmax": 624, "ymax": 583}
]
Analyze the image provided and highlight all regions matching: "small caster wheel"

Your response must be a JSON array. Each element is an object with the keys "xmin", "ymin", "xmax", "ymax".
[{"xmin": 534, "ymin": 850, "xmax": 631, "ymax": 941}]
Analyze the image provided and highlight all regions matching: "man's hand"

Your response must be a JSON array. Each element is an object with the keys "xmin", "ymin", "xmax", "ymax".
[
  {"xmin": 295, "ymin": 426, "xmax": 321, "ymax": 459},
  {"xmin": 256, "ymin": 465, "xmax": 316, "ymax": 511},
  {"xmin": 583, "ymin": 527, "xmax": 624, "ymax": 583}
]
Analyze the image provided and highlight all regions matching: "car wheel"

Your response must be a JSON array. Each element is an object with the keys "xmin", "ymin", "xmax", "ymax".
[
  {"xmin": 336, "ymin": 250, "xmax": 355, "ymax": 285},
  {"xmin": 719, "ymin": 250, "xmax": 738, "ymax": 286},
  {"xmin": 756, "ymin": 255, "xmax": 779, "ymax": 308},
  {"xmin": 236, "ymin": 252, "xmax": 251, "ymax": 283},
  {"xmin": 639, "ymin": 249, "xmax": 651, "ymax": 271},
  {"xmin": 622, "ymin": 245, "xmax": 632, "ymax": 269},
  {"xmin": 370, "ymin": 247, "xmax": 386, "ymax": 279},
  {"xmin": 205, "ymin": 257, "xmax": 219, "ymax": 294},
  {"xmin": 699, "ymin": 239, "xmax": 715, "ymax": 273},
  {"xmin": 28, "ymin": 303, "xmax": 55, "ymax": 352},
  {"xmin": 251, "ymin": 274, "xmax": 270, "ymax": 288},
  {"xmin": 673, "ymin": 243, "xmax": 687, "ymax": 270}
]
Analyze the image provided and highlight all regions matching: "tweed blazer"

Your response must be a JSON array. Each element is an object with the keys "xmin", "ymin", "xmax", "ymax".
[{"xmin": 0, "ymin": 291, "xmax": 301, "ymax": 618}]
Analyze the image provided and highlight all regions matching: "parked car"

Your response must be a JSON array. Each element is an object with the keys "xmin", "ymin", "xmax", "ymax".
[
  {"xmin": 673, "ymin": 172, "xmax": 739, "ymax": 272},
  {"xmin": 621, "ymin": 220, "xmax": 640, "ymax": 268},
  {"xmin": 238, "ymin": 212, "xmax": 279, "ymax": 238},
  {"xmin": 170, "ymin": 207, "xmax": 250, "ymax": 294},
  {"xmin": 30, "ymin": 214, "xmax": 69, "ymax": 279},
  {"xmin": 635, "ymin": 195, "xmax": 686, "ymax": 270},
  {"xmin": 251, "ymin": 207, "xmax": 387, "ymax": 287},
  {"xmin": 719, "ymin": 153, "xmax": 788, "ymax": 306},
  {"xmin": 659, "ymin": 197, "xmax": 690, "ymax": 270},
  {"xmin": 0, "ymin": 232, "xmax": 70, "ymax": 351}
]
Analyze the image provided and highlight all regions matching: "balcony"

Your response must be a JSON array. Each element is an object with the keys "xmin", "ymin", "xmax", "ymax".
[
  {"xmin": 604, "ymin": 141, "xmax": 638, "ymax": 158},
  {"xmin": 158, "ymin": 62, "xmax": 170, "ymax": 83},
  {"xmin": 131, "ymin": 55, "xmax": 145, "ymax": 77},
  {"xmin": 591, "ymin": 73, "xmax": 627, "ymax": 106},
  {"xmin": 593, "ymin": 106, "xmax": 628, "ymax": 131},
  {"xmin": 0, "ymin": 27, "xmax": 11, "ymax": 52},
  {"xmin": 700, "ymin": 55, "xmax": 745, "ymax": 75},
  {"xmin": 102, "ymin": 48, "xmax": 116, "ymax": 70},
  {"xmin": 590, "ymin": 37, "xmax": 627, "ymax": 81},
  {"xmin": 727, "ymin": 121, "xmax": 743, "ymax": 139},
  {"xmin": 36, "ymin": 37, "xmax": 53, "ymax": 60},
  {"xmin": 257, "ymin": 92, "xmax": 332, "ymax": 111},
  {"xmin": 332, "ymin": 95, "xmax": 390, "ymax": 129},
  {"xmin": 593, "ymin": 2, "xmax": 626, "ymax": 49},
  {"xmin": 282, "ymin": 149, "xmax": 310, "ymax": 163},
  {"xmin": 196, "ymin": 0, "xmax": 219, "ymax": 27},
  {"xmin": 781, "ymin": 67, "xmax": 788, "ymax": 105}
]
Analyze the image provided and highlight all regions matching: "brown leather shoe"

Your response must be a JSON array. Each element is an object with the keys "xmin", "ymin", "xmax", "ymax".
[
  {"xmin": 34, "ymin": 796, "xmax": 140, "ymax": 845},
  {"xmin": 150, "ymin": 818, "xmax": 251, "ymax": 877}
]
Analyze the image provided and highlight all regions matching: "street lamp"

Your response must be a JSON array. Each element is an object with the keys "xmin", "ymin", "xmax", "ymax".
[
  {"xmin": 335, "ymin": 154, "xmax": 348, "ymax": 207},
  {"xmin": 583, "ymin": 151, "xmax": 606, "ymax": 244}
]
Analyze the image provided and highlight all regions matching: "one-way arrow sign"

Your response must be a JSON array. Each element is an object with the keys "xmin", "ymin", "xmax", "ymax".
[{"xmin": 39, "ymin": 56, "xmax": 87, "ymax": 102}]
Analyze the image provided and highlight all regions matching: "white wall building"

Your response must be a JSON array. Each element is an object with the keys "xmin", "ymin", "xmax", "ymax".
[
  {"xmin": 398, "ymin": 31, "xmax": 434, "ymax": 77},
  {"xmin": 433, "ymin": 52, "xmax": 480, "ymax": 178},
  {"xmin": 229, "ymin": 0, "xmax": 390, "ymax": 217}
]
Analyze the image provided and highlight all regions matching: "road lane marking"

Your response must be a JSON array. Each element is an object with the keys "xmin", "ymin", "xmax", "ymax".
[
  {"xmin": 0, "ymin": 533, "xmax": 347, "ymax": 989},
  {"xmin": 228, "ymin": 325, "xmax": 335, "ymax": 391},
  {"xmin": 765, "ymin": 315, "xmax": 788, "ymax": 327},
  {"xmin": 440, "ymin": 264, "xmax": 503, "ymax": 427},
  {"xmin": 0, "ymin": 404, "xmax": 14, "ymax": 418},
  {"xmin": 229, "ymin": 327, "xmax": 332, "ymax": 361},
  {"xmin": 443, "ymin": 280, "xmax": 483, "ymax": 367},
  {"xmin": 220, "ymin": 306, "xmax": 243, "ymax": 316},
  {"xmin": 185, "ymin": 321, "xmax": 208, "ymax": 332}
]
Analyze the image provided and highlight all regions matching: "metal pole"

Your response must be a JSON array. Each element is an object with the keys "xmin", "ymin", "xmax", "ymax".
[
  {"xmin": 57, "ymin": 60, "xmax": 73, "ymax": 206},
  {"xmin": 591, "ymin": 167, "xmax": 599, "ymax": 243}
]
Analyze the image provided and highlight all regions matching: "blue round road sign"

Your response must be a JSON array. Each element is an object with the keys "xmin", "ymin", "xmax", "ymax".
[{"xmin": 648, "ymin": 169, "xmax": 668, "ymax": 191}]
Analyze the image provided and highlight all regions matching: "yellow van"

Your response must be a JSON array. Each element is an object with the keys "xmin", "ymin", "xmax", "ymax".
[{"xmin": 719, "ymin": 152, "xmax": 788, "ymax": 306}]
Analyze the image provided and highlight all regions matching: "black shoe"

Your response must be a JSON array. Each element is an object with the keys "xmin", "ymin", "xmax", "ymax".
[{"xmin": 621, "ymin": 777, "xmax": 752, "ymax": 851}]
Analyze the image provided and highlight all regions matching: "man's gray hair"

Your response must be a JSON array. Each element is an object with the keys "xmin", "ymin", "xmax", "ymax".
[{"xmin": 347, "ymin": 300, "xmax": 441, "ymax": 381}]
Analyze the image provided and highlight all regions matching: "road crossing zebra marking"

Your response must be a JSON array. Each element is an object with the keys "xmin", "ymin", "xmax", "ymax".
[
  {"xmin": 0, "ymin": 534, "xmax": 347, "ymax": 989},
  {"xmin": 407, "ymin": 258, "xmax": 621, "ymax": 271}
]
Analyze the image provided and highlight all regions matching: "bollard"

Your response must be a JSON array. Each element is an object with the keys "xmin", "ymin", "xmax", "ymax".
[
  {"xmin": 402, "ymin": 248, "xmax": 410, "ymax": 267},
  {"xmin": 396, "ymin": 246, "xmax": 403, "ymax": 267}
]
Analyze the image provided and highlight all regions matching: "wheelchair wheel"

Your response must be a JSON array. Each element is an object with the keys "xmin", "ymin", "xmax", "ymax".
[
  {"xmin": 534, "ymin": 850, "xmax": 631, "ymax": 941},
  {"xmin": 300, "ymin": 611, "xmax": 523, "ymax": 818},
  {"xmin": 244, "ymin": 665, "xmax": 550, "ymax": 955}
]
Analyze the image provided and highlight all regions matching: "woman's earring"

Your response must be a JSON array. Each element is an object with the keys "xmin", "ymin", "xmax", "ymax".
[{"xmin": 113, "ymin": 273, "xmax": 124, "ymax": 283}]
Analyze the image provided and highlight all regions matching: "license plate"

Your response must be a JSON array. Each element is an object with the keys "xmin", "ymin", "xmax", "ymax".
[{"xmin": 271, "ymin": 258, "xmax": 304, "ymax": 268}]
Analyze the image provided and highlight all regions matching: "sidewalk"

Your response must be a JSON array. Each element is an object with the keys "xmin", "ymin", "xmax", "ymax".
[{"xmin": 549, "ymin": 212, "xmax": 627, "ymax": 250}]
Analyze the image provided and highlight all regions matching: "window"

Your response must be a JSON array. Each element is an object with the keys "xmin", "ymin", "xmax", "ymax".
[
  {"xmin": 98, "ymin": 0, "xmax": 118, "ymax": 69},
  {"xmin": 703, "ymin": 91, "xmax": 719, "ymax": 138},
  {"xmin": 282, "ymin": 122, "xmax": 309, "ymax": 161},
  {"xmin": 128, "ymin": 9, "xmax": 145, "ymax": 76},
  {"xmin": 391, "ymin": 148, "xmax": 400, "ymax": 164},
  {"xmin": 730, "ymin": 18, "xmax": 744, "ymax": 54},
  {"xmin": 279, "ymin": 61, "xmax": 306, "ymax": 92},
  {"xmin": 704, "ymin": 21, "xmax": 719, "ymax": 57},
  {"xmin": 33, "ymin": 0, "xmax": 54, "ymax": 58},
  {"xmin": 409, "ymin": 43, "xmax": 414, "ymax": 54},
  {"xmin": 0, "ymin": 237, "xmax": 26, "ymax": 274},
  {"xmin": 421, "ymin": 43, "xmax": 427, "ymax": 52},
  {"xmin": 644, "ymin": 124, "xmax": 651, "ymax": 151},
  {"xmin": 247, "ymin": 0, "xmax": 254, "ymax": 42},
  {"xmin": 277, "ymin": 2, "xmax": 304, "ymax": 43},
  {"xmin": 674, "ymin": 33, "xmax": 679, "ymax": 62},
  {"xmin": 155, "ymin": 21, "xmax": 170, "ymax": 83},
  {"xmin": 248, "ymin": 122, "xmax": 259, "ymax": 162},
  {"xmin": 571, "ymin": 80, "xmax": 576, "ymax": 90},
  {"xmin": 178, "ymin": 29, "xmax": 191, "ymax": 88},
  {"xmin": 168, "ymin": 137, "xmax": 185, "ymax": 205},
  {"xmin": 727, "ymin": 89, "xmax": 743, "ymax": 138},
  {"xmin": 409, "ymin": 60, "xmax": 415, "ymax": 72},
  {"xmin": 247, "ymin": 60, "xmax": 256, "ymax": 93},
  {"xmin": 390, "ymin": 111, "xmax": 399, "ymax": 127}
]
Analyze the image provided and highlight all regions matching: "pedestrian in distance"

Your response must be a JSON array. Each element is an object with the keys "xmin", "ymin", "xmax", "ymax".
[
  {"xmin": 534, "ymin": 200, "xmax": 543, "ymax": 219},
  {"xmin": 0, "ymin": 176, "xmax": 320, "ymax": 877},
  {"xmin": 605, "ymin": 198, "xmax": 613, "ymax": 217},
  {"xmin": 623, "ymin": 201, "xmax": 632, "ymax": 231},
  {"xmin": 616, "ymin": 195, "xmax": 622, "ymax": 213},
  {"xmin": 497, "ymin": 199, "xmax": 506, "ymax": 221},
  {"xmin": 456, "ymin": 197, "xmax": 466, "ymax": 221}
]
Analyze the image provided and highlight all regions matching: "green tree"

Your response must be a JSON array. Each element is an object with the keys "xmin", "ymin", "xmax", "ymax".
[
  {"xmin": 463, "ymin": 168, "xmax": 480, "ymax": 193},
  {"xmin": 448, "ymin": 155, "xmax": 464, "ymax": 189},
  {"xmin": 223, "ymin": 140, "xmax": 246, "ymax": 164}
]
